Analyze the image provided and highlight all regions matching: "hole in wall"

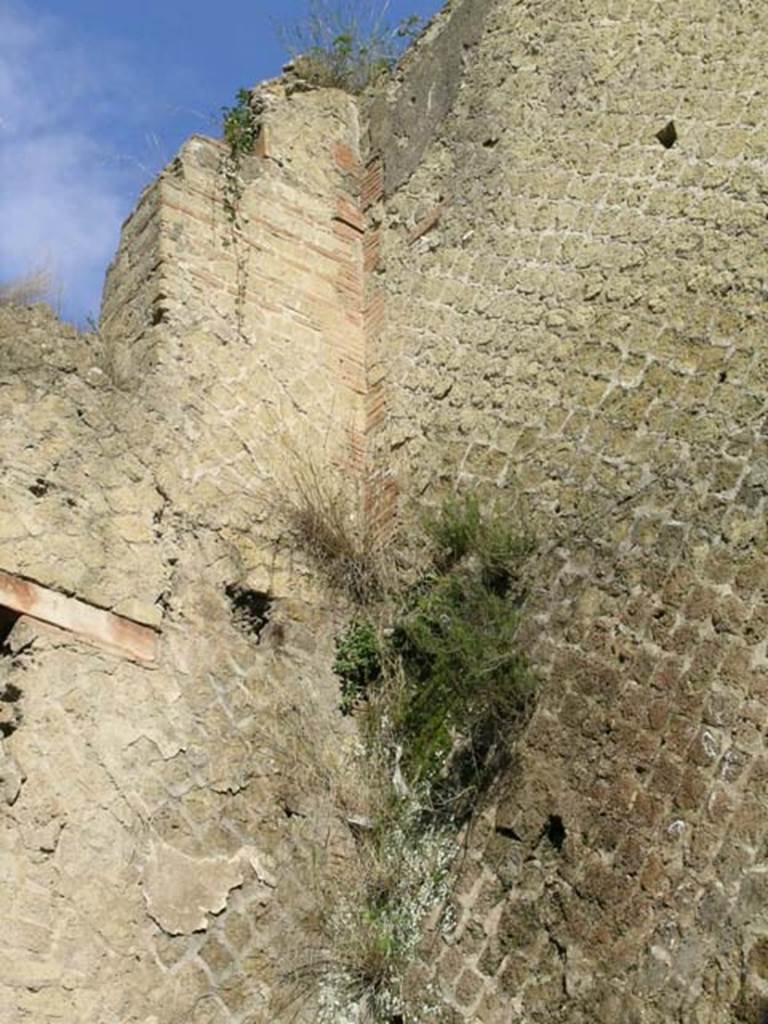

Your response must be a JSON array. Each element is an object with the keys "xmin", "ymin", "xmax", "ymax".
[
  {"xmin": 0, "ymin": 608, "xmax": 20, "ymax": 650},
  {"xmin": 655, "ymin": 120, "xmax": 677, "ymax": 149},
  {"xmin": 0, "ymin": 609, "xmax": 34, "ymax": 665},
  {"xmin": 543, "ymin": 814, "xmax": 566, "ymax": 851},
  {"xmin": 28, "ymin": 478, "xmax": 49, "ymax": 498},
  {"xmin": 718, "ymin": 370, "xmax": 728, "ymax": 383},
  {"xmin": 225, "ymin": 584, "xmax": 272, "ymax": 641}
]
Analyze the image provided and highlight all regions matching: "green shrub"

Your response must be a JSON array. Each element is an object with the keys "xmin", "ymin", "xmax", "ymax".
[
  {"xmin": 425, "ymin": 493, "xmax": 534, "ymax": 592},
  {"xmin": 397, "ymin": 497, "xmax": 536, "ymax": 799},
  {"xmin": 329, "ymin": 494, "xmax": 536, "ymax": 818},
  {"xmin": 333, "ymin": 620, "xmax": 381, "ymax": 713},
  {"xmin": 391, "ymin": 568, "xmax": 534, "ymax": 811},
  {"xmin": 423, "ymin": 493, "xmax": 483, "ymax": 567},
  {"xmin": 312, "ymin": 494, "xmax": 538, "ymax": 1019}
]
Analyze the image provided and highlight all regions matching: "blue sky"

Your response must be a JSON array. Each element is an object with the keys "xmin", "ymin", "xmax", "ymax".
[{"xmin": 0, "ymin": 0, "xmax": 438, "ymax": 324}]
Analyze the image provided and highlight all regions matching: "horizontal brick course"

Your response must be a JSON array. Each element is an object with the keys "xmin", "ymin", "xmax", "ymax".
[{"xmin": 0, "ymin": 570, "xmax": 157, "ymax": 662}]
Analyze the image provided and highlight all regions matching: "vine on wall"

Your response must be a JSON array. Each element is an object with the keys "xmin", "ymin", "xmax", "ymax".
[{"xmin": 219, "ymin": 88, "xmax": 260, "ymax": 339}]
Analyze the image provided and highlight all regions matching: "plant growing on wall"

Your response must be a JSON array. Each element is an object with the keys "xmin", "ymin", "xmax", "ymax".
[
  {"xmin": 287, "ymin": 488, "xmax": 538, "ymax": 1021},
  {"xmin": 360, "ymin": 495, "xmax": 535, "ymax": 816},
  {"xmin": 280, "ymin": 0, "xmax": 423, "ymax": 93},
  {"xmin": 221, "ymin": 87, "xmax": 259, "ymax": 161},
  {"xmin": 218, "ymin": 87, "xmax": 259, "ymax": 339},
  {"xmin": 278, "ymin": 451, "xmax": 385, "ymax": 605},
  {"xmin": 333, "ymin": 620, "xmax": 381, "ymax": 714},
  {"xmin": 219, "ymin": 86, "xmax": 259, "ymax": 223},
  {"xmin": 303, "ymin": 796, "xmax": 456, "ymax": 1023}
]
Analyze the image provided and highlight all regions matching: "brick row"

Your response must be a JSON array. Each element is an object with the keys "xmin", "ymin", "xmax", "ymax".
[{"xmin": 0, "ymin": 570, "xmax": 158, "ymax": 663}]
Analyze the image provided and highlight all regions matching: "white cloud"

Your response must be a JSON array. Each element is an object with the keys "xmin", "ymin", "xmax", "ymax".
[{"xmin": 0, "ymin": 3, "xmax": 151, "ymax": 323}]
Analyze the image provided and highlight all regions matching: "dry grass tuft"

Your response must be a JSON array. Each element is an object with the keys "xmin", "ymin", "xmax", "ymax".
[
  {"xmin": 279, "ymin": 0, "xmax": 418, "ymax": 94},
  {"xmin": 278, "ymin": 453, "xmax": 386, "ymax": 606},
  {"xmin": 0, "ymin": 267, "xmax": 52, "ymax": 307}
]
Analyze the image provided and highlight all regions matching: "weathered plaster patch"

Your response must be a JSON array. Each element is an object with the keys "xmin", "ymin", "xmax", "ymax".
[{"xmin": 142, "ymin": 838, "xmax": 273, "ymax": 935}]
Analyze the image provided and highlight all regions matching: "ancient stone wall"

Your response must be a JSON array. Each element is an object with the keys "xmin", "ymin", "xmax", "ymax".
[
  {"xmin": 2, "ymin": 0, "xmax": 767, "ymax": 1020},
  {"xmin": 100, "ymin": 85, "xmax": 370, "ymax": 583},
  {"xmin": 366, "ymin": 0, "xmax": 768, "ymax": 1020},
  {"xmin": 0, "ymin": 87, "xmax": 373, "ymax": 1024}
]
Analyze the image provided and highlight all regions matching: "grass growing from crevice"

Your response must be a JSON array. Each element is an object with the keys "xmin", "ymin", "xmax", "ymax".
[
  {"xmin": 280, "ymin": 0, "xmax": 423, "ymax": 94},
  {"xmin": 278, "ymin": 453, "xmax": 386, "ymax": 606},
  {"xmin": 290, "ymin": 789, "xmax": 456, "ymax": 1023}
]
